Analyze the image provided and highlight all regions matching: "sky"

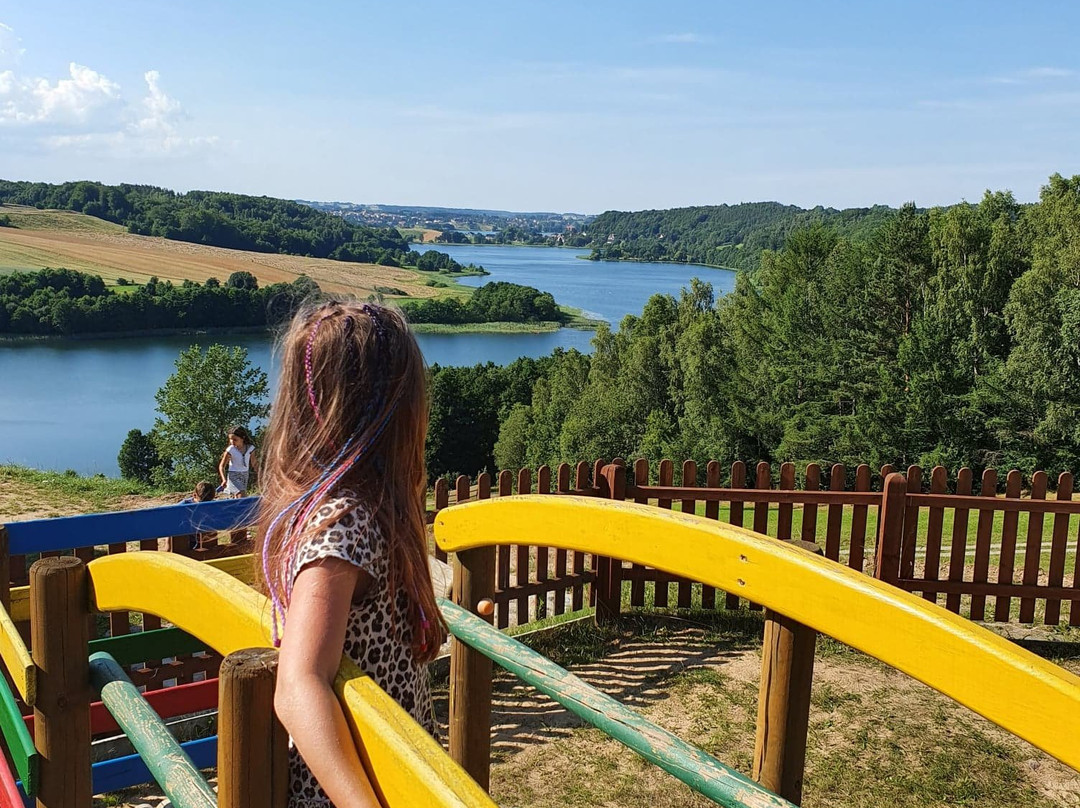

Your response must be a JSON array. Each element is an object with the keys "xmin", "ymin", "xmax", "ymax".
[{"xmin": 1, "ymin": 1, "xmax": 1078, "ymax": 213}]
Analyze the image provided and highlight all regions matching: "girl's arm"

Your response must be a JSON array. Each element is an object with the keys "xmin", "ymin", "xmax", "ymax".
[
  {"xmin": 218, "ymin": 450, "xmax": 229, "ymax": 486},
  {"xmin": 276, "ymin": 559, "xmax": 380, "ymax": 808}
]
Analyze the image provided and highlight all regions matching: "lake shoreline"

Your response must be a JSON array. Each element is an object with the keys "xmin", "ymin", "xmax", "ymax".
[
  {"xmin": 0, "ymin": 317, "xmax": 602, "ymax": 343},
  {"xmin": 577, "ymin": 254, "xmax": 738, "ymax": 272}
]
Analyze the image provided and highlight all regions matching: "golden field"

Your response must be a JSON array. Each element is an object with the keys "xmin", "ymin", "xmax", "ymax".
[{"xmin": 0, "ymin": 205, "xmax": 449, "ymax": 299}]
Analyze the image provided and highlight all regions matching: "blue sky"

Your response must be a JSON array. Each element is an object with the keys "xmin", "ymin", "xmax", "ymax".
[{"xmin": 1, "ymin": 1, "xmax": 1078, "ymax": 212}]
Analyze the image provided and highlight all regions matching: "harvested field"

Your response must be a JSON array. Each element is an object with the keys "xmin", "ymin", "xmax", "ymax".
[{"xmin": 0, "ymin": 205, "xmax": 445, "ymax": 298}]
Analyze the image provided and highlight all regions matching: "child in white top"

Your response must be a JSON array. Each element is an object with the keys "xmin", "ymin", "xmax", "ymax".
[{"xmin": 218, "ymin": 426, "xmax": 257, "ymax": 496}]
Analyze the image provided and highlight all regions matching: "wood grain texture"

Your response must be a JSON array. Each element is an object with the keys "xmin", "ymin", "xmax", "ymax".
[
  {"xmin": 218, "ymin": 649, "xmax": 288, "ymax": 808},
  {"xmin": 31, "ymin": 557, "xmax": 91, "ymax": 808}
]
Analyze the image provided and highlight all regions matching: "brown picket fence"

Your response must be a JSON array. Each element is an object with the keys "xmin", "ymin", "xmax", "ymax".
[{"xmin": 429, "ymin": 459, "xmax": 1080, "ymax": 630}]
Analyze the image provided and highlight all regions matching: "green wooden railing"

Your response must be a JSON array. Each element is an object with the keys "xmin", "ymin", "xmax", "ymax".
[
  {"xmin": 438, "ymin": 598, "xmax": 794, "ymax": 808},
  {"xmin": 89, "ymin": 626, "xmax": 207, "ymax": 667},
  {"xmin": 0, "ymin": 671, "xmax": 37, "ymax": 795},
  {"xmin": 88, "ymin": 652, "xmax": 216, "ymax": 808}
]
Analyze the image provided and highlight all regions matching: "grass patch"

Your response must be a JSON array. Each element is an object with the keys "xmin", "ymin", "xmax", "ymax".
[
  {"xmin": 0, "ymin": 464, "xmax": 170, "ymax": 519},
  {"xmin": 409, "ymin": 320, "xmax": 566, "ymax": 334}
]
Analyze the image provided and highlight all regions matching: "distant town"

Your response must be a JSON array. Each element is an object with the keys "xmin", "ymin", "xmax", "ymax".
[{"xmin": 296, "ymin": 200, "xmax": 595, "ymax": 244}]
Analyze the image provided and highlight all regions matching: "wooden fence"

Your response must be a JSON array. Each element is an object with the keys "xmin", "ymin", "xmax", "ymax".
[
  {"xmin": 3, "ymin": 456, "xmax": 1079, "ymax": 699},
  {"xmin": 430, "ymin": 459, "xmax": 1080, "ymax": 630},
  {"xmin": 0, "ymin": 499, "xmax": 254, "ymax": 697}
]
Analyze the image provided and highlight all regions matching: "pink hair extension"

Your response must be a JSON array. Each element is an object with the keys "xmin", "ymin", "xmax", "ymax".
[{"xmin": 303, "ymin": 313, "xmax": 334, "ymax": 428}]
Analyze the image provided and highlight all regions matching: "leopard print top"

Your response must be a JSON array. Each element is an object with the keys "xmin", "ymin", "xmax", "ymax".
[{"xmin": 286, "ymin": 493, "xmax": 436, "ymax": 807}]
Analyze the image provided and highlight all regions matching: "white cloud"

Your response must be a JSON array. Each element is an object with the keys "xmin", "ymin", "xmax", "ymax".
[
  {"xmin": 0, "ymin": 62, "xmax": 122, "ymax": 126},
  {"xmin": 0, "ymin": 23, "xmax": 216, "ymax": 155}
]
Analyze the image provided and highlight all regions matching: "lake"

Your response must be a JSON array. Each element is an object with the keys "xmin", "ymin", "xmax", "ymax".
[{"xmin": 0, "ymin": 246, "xmax": 731, "ymax": 475}]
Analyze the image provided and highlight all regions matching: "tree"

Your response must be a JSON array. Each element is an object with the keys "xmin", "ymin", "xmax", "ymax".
[
  {"xmin": 153, "ymin": 344, "xmax": 270, "ymax": 484},
  {"xmin": 117, "ymin": 428, "xmax": 163, "ymax": 483},
  {"xmin": 226, "ymin": 271, "xmax": 258, "ymax": 290}
]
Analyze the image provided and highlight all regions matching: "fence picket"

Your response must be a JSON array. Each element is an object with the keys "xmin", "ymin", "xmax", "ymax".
[
  {"xmin": 993, "ymin": 470, "xmax": 1024, "ymax": 622},
  {"xmin": 922, "ymin": 466, "xmax": 948, "ymax": 604},
  {"xmin": 553, "ymin": 464, "xmax": 571, "ymax": 615},
  {"xmin": 433, "ymin": 479, "xmax": 448, "ymax": 562},
  {"xmin": 701, "ymin": 461, "xmax": 720, "ymax": 610},
  {"xmin": 516, "ymin": 470, "xmax": 532, "ymax": 625},
  {"xmin": 1019, "ymin": 471, "xmax": 1048, "ymax": 623},
  {"xmin": 825, "ymin": 464, "xmax": 844, "ymax": 561},
  {"xmin": 725, "ymin": 461, "xmax": 746, "ymax": 610},
  {"xmin": 1045, "ymin": 473, "xmax": 1073, "ymax": 625},
  {"xmin": 630, "ymin": 459, "xmax": 649, "ymax": 608},
  {"xmin": 970, "ymin": 469, "xmax": 998, "ymax": 621},
  {"xmin": 777, "ymin": 463, "xmax": 795, "ymax": 541},
  {"xmin": 945, "ymin": 468, "xmax": 973, "ymax": 613},
  {"xmin": 573, "ymin": 462, "xmax": 591, "ymax": 612},
  {"xmin": 801, "ymin": 464, "xmax": 821, "ymax": 547},
  {"xmin": 678, "ymin": 461, "xmax": 697, "ymax": 608},
  {"xmin": 654, "ymin": 460, "xmax": 675, "ymax": 608},
  {"xmin": 536, "ymin": 466, "xmax": 551, "ymax": 620},
  {"xmin": 494, "ymin": 472, "xmax": 511, "ymax": 629},
  {"xmin": 849, "ymin": 465, "xmax": 871, "ymax": 572},
  {"xmin": 749, "ymin": 462, "xmax": 770, "ymax": 612},
  {"xmin": 900, "ymin": 466, "xmax": 923, "ymax": 580},
  {"xmin": 1070, "ymin": 510, "xmax": 1080, "ymax": 627}
]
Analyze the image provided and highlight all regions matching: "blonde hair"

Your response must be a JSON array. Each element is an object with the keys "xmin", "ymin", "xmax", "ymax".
[{"xmin": 257, "ymin": 300, "xmax": 444, "ymax": 661}]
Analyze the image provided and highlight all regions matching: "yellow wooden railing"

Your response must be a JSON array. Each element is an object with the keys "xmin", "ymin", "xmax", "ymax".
[
  {"xmin": 434, "ymin": 495, "xmax": 1080, "ymax": 772},
  {"xmin": 87, "ymin": 552, "xmax": 495, "ymax": 808}
]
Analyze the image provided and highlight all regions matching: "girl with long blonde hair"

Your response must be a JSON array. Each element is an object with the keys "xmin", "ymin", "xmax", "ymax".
[{"xmin": 258, "ymin": 300, "xmax": 445, "ymax": 808}]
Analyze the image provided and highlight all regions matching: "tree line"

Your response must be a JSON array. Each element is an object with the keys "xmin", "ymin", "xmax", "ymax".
[
  {"xmin": 402, "ymin": 281, "xmax": 563, "ymax": 325},
  {"xmin": 1, "ymin": 269, "xmax": 561, "ymax": 336},
  {"xmin": 0, "ymin": 180, "xmax": 477, "ymax": 272},
  {"xmin": 424, "ymin": 174, "xmax": 1080, "ymax": 483},
  {"xmin": 0, "ymin": 269, "xmax": 320, "ymax": 336},
  {"xmin": 584, "ymin": 201, "xmax": 897, "ymax": 270}
]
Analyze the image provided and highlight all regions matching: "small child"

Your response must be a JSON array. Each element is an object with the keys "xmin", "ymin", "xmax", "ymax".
[
  {"xmin": 258, "ymin": 301, "xmax": 444, "ymax": 808},
  {"xmin": 178, "ymin": 481, "xmax": 217, "ymax": 551},
  {"xmin": 177, "ymin": 483, "xmax": 217, "ymax": 553},
  {"xmin": 218, "ymin": 426, "xmax": 257, "ymax": 497}
]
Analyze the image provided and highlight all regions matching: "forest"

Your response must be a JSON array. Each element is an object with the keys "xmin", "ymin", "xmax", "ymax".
[
  {"xmin": 0, "ymin": 269, "xmax": 320, "ymax": 335},
  {"xmin": 0, "ymin": 269, "xmax": 559, "ymax": 336},
  {"xmin": 425, "ymin": 174, "xmax": 1080, "ymax": 483},
  {"xmin": 403, "ymin": 282, "xmax": 563, "ymax": 325},
  {"xmin": 585, "ymin": 201, "xmax": 898, "ymax": 270}
]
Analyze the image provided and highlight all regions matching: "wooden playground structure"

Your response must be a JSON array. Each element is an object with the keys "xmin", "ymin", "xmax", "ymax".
[{"xmin": 0, "ymin": 461, "xmax": 1078, "ymax": 807}]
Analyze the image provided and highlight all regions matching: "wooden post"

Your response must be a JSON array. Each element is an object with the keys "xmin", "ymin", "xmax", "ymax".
[
  {"xmin": 31, "ymin": 557, "xmax": 92, "ymax": 808},
  {"xmin": 449, "ymin": 545, "xmax": 496, "ymax": 789},
  {"xmin": 594, "ymin": 464, "xmax": 626, "ymax": 626},
  {"xmin": 874, "ymin": 472, "xmax": 908, "ymax": 585},
  {"xmin": 752, "ymin": 541, "xmax": 821, "ymax": 805},
  {"xmin": 218, "ymin": 648, "xmax": 289, "ymax": 808}
]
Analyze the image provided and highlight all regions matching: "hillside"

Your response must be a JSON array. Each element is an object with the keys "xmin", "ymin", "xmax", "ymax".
[
  {"xmin": 585, "ymin": 202, "xmax": 898, "ymax": 270},
  {"xmin": 0, "ymin": 180, "xmax": 412, "ymax": 263},
  {"xmin": 0, "ymin": 205, "xmax": 448, "ymax": 298}
]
